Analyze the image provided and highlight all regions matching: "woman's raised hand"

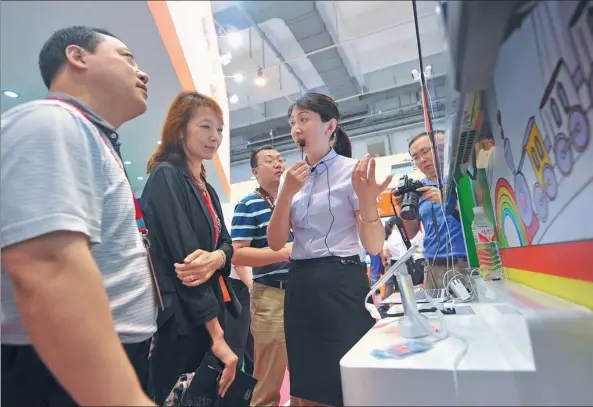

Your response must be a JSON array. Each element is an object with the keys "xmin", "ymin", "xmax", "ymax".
[
  {"xmin": 281, "ymin": 160, "xmax": 309, "ymax": 197},
  {"xmin": 352, "ymin": 154, "xmax": 393, "ymax": 203}
]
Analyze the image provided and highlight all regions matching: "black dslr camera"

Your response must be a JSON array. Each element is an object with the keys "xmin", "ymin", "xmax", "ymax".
[{"xmin": 394, "ymin": 175, "xmax": 424, "ymax": 220}]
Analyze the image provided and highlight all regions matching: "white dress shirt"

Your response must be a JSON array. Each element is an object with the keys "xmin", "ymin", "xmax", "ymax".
[
  {"xmin": 284, "ymin": 149, "xmax": 362, "ymax": 260},
  {"xmin": 383, "ymin": 228, "xmax": 408, "ymax": 260}
]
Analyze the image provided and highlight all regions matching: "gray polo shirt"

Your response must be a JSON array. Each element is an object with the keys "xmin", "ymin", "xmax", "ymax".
[{"xmin": 1, "ymin": 95, "xmax": 157, "ymax": 345}]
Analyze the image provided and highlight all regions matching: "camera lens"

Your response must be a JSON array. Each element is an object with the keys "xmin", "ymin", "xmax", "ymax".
[{"xmin": 400, "ymin": 191, "xmax": 420, "ymax": 220}]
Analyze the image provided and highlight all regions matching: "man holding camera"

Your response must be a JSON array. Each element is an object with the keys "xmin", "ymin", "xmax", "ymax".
[{"xmin": 394, "ymin": 131, "xmax": 467, "ymax": 290}]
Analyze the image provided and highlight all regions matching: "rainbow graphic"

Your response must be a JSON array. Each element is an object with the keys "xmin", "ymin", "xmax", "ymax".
[{"xmin": 495, "ymin": 178, "xmax": 531, "ymax": 247}]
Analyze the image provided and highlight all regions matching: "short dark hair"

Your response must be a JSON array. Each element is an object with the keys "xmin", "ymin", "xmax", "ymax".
[
  {"xmin": 288, "ymin": 92, "xmax": 352, "ymax": 158},
  {"xmin": 250, "ymin": 146, "xmax": 276, "ymax": 168},
  {"xmin": 408, "ymin": 129, "xmax": 445, "ymax": 152},
  {"xmin": 385, "ymin": 215, "xmax": 402, "ymax": 240},
  {"xmin": 38, "ymin": 26, "xmax": 117, "ymax": 89}
]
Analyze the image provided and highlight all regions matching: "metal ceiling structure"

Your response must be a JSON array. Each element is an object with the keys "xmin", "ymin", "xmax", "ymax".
[
  {"xmin": 214, "ymin": 1, "xmax": 447, "ymax": 164},
  {"xmin": 1, "ymin": 0, "xmax": 448, "ymax": 190}
]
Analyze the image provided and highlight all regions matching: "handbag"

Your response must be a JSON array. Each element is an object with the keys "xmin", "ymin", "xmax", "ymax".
[{"xmin": 164, "ymin": 352, "xmax": 257, "ymax": 407}]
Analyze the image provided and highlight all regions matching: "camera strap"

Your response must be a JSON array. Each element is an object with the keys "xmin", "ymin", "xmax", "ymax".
[
  {"xmin": 392, "ymin": 217, "xmax": 417, "ymax": 278},
  {"xmin": 394, "ymin": 217, "xmax": 412, "ymax": 250}
]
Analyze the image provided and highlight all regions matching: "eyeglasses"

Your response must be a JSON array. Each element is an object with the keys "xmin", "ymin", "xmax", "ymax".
[
  {"xmin": 255, "ymin": 158, "xmax": 285, "ymax": 167},
  {"xmin": 411, "ymin": 147, "xmax": 434, "ymax": 162}
]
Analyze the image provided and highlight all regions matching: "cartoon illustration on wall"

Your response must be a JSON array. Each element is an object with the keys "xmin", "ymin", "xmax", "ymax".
[{"xmin": 491, "ymin": 0, "xmax": 593, "ymax": 249}]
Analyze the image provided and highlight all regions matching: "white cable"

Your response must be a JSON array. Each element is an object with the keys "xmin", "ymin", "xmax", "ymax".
[
  {"xmin": 413, "ymin": 297, "xmax": 469, "ymax": 404},
  {"xmin": 449, "ymin": 331, "xmax": 470, "ymax": 405},
  {"xmin": 417, "ymin": 81, "xmax": 472, "ymax": 394},
  {"xmin": 425, "ymin": 88, "xmax": 471, "ymax": 404},
  {"xmin": 365, "ymin": 246, "xmax": 417, "ymax": 319},
  {"xmin": 425, "ymin": 87, "xmax": 459, "ymax": 289}
]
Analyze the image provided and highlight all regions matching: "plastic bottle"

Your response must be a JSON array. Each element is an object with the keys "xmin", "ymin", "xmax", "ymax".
[{"xmin": 472, "ymin": 207, "xmax": 504, "ymax": 280}]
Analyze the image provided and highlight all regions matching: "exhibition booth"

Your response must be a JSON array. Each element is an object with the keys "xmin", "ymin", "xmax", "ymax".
[
  {"xmin": 2, "ymin": 0, "xmax": 592, "ymax": 406},
  {"xmin": 196, "ymin": 2, "xmax": 593, "ymax": 405},
  {"xmin": 340, "ymin": 1, "xmax": 593, "ymax": 406}
]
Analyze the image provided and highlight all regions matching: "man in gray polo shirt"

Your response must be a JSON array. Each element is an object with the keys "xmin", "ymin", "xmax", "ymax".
[{"xmin": 1, "ymin": 26, "xmax": 157, "ymax": 406}]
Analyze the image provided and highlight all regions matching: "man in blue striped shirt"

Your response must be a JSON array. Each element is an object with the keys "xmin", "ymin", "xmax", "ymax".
[{"xmin": 231, "ymin": 147, "xmax": 292, "ymax": 406}]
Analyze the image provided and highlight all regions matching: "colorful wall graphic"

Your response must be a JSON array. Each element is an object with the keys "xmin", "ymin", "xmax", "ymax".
[{"xmin": 487, "ymin": 0, "xmax": 593, "ymax": 308}]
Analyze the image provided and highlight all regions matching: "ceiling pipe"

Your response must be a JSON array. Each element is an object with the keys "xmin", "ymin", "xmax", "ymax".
[
  {"xmin": 239, "ymin": 97, "xmax": 446, "ymax": 148},
  {"xmin": 222, "ymin": 12, "xmax": 437, "ymax": 81},
  {"xmin": 230, "ymin": 111, "xmax": 447, "ymax": 165},
  {"xmin": 231, "ymin": 98, "xmax": 446, "ymax": 158},
  {"xmin": 231, "ymin": 75, "xmax": 446, "ymax": 135}
]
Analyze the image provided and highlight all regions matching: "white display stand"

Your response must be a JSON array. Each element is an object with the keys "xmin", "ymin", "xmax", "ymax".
[{"xmin": 340, "ymin": 279, "xmax": 593, "ymax": 406}]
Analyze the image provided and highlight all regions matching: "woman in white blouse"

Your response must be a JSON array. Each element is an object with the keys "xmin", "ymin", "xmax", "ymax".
[{"xmin": 267, "ymin": 93, "xmax": 391, "ymax": 407}]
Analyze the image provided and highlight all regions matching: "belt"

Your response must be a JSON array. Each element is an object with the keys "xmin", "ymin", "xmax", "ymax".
[
  {"xmin": 255, "ymin": 277, "xmax": 287, "ymax": 290},
  {"xmin": 292, "ymin": 255, "xmax": 361, "ymax": 267},
  {"xmin": 431, "ymin": 257, "xmax": 466, "ymax": 266}
]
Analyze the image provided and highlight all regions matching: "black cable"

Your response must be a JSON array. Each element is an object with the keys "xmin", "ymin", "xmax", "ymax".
[
  {"xmin": 412, "ymin": 0, "xmax": 448, "ymax": 289},
  {"xmin": 323, "ymin": 161, "xmax": 336, "ymax": 257},
  {"xmin": 412, "ymin": 0, "xmax": 444, "ymax": 198}
]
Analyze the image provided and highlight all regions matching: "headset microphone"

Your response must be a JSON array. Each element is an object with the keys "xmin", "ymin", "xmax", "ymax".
[{"xmin": 298, "ymin": 139, "xmax": 305, "ymax": 160}]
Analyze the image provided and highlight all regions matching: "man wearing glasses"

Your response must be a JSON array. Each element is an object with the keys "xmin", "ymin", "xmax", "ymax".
[
  {"xmin": 394, "ymin": 131, "xmax": 467, "ymax": 290},
  {"xmin": 231, "ymin": 147, "xmax": 292, "ymax": 406}
]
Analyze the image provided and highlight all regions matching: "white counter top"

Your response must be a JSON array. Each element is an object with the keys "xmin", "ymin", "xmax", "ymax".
[{"xmin": 340, "ymin": 280, "xmax": 593, "ymax": 406}]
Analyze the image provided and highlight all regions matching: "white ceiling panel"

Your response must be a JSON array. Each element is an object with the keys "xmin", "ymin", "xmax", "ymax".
[{"xmin": 220, "ymin": 18, "xmax": 323, "ymax": 111}]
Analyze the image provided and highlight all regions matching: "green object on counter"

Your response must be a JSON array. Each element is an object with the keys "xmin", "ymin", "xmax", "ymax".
[{"xmin": 457, "ymin": 174, "xmax": 479, "ymax": 268}]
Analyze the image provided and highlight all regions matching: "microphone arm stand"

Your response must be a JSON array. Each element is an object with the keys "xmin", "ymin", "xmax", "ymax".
[
  {"xmin": 365, "ymin": 246, "xmax": 440, "ymax": 339},
  {"xmin": 396, "ymin": 267, "xmax": 432, "ymax": 339}
]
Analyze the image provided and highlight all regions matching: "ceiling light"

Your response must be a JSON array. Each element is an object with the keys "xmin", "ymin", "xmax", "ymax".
[
  {"xmin": 410, "ymin": 68, "xmax": 421, "ymax": 81},
  {"xmin": 229, "ymin": 94, "xmax": 239, "ymax": 104},
  {"xmin": 233, "ymin": 73, "xmax": 244, "ymax": 83},
  {"xmin": 227, "ymin": 31, "xmax": 242, "ymax": 48},
  {"xmin": 2, "ymin": 90, "xmax": 20, "ymax": 98},
  {"xmin": 137, "ymin": 176, "xmax": 144, "ymax": 180},
  {"xmin": 220, "ymin": 52, "xmax": 233, "ymax": 66},
  {"xmin": 124, "ymin": 160, "xmax": 132, "ymax": 165},
  {"xmin": 253, "ymin": 70, "xmax": 267, "ymax": 87},
  {"xmin": 424, "ymin": 65, "xmax": 433, "ymax": 77}
]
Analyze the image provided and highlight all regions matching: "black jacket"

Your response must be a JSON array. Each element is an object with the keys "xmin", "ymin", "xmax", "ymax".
[{"xmin": 141, "ymin": 161, "xmax": 235, "ymax": 335}]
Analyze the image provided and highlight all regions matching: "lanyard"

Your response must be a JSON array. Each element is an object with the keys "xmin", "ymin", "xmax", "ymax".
[
  {"xmin": 254, "ymin": 187, "xmax": 295, "ymax": 246},
  {"xmin": 48, "ymin": 98, "xmax": 164, "ymax": 310},
  {"xmin": 254, "ymin": 187, "xmax": 275, "ymax": 211}
]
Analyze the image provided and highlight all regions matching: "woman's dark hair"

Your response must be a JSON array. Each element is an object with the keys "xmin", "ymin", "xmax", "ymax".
[
  {"xmin": 288, "ymin": 92, "xmax": 352, "ymax": 158},
  {"xmin": 385, "ymin": 215, "xmax": 402, "ymax": 240},
  {"xmin": 147, "ymin": 91, "xmax": 223, "ymax": 182},
  {"xmin": 385, "ymin": 222, "xmax": 393, "ymax": 240}
]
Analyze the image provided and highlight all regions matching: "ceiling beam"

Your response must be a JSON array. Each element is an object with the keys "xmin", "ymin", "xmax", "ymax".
[
  {"xmin": 235, "ymin": 3, "xmax": 309, "ymax": 94},
  {"xmin": 231, "ymin": 101, "xmax": 447, "ymax": 163},
  {"xmin": 215, "ymin": 1, "xmax": 366, "ymax": 109},
  {"xmin": 315, "ymin": 1, "xmax": 365, "ymax": 92},
  {"xmin": 229, "ymin": 74, "xmax": 446, "ymax": 144}
]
